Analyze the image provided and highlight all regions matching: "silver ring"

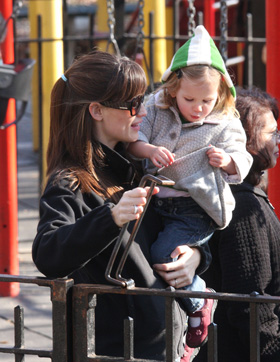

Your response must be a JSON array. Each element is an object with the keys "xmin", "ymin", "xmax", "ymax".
[
  {"xmin": 134, "ymin": 205, "xmax": 138, "ymax": 214},
  {"xmin": 174, "ymin": 279, "xmax": 177, "ymax": 288}
]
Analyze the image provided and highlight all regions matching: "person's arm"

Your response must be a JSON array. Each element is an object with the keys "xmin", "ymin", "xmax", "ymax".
[
  {"xmin": 211, "ymin": 118, "xmax": 253, "ymax": 182},
  {"xmin": 32, "ymin": 178, "xmax": 158, "ymax": 278},
  {"xmin": 32, "ymin": 180, "xmax": 121, "ymax": 278},
  {"xmin": 152, "ymin": 243, "xmax": 211, "ymax": 288},
  {"xmin": 128, "ymin": 140, "xmax": 175, "ymax": 168}
]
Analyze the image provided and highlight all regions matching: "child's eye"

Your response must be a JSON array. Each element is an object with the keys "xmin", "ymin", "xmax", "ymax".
[
  {"xmin": 203, "ymin": 100, "xmax": 212, "ymax": 104},
  {"xmin": 185, "ymin": 98, "xmax": 193, "ymax": 102}
]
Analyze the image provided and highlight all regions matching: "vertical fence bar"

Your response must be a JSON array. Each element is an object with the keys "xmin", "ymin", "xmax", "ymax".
[
  {"xmin": 250, "ymin": 297, "xmax": 260, "ymax": 362},
  {"xmin": 165, "ymin": 288, "xmax": 176, "ymax": 362},
  {"xmin": 51, "ymin": 279, "xmax": 74, "ymax": 362},
  {"xmin": 73, "ymin": 286, "xmax": 92, "ymax": 362},
  {"xmin": 124, "ymin": 317, "xmax": 134, "ymax": 359},
  {"xmin": 87, "ymin": 293, "xmax": 96, "ymax": 357},
  {"xmin": 207, "ymin": 323, "xmax": 218, "ymax": 362},
  {"xmin": 14, "ymin": 306, "xmax": 24, "ymax": 362}
]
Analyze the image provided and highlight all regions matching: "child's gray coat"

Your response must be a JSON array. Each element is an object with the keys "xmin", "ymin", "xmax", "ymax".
[{"xmin": 137, "ymin": 91, "xmax": 253, "ymax": 228}]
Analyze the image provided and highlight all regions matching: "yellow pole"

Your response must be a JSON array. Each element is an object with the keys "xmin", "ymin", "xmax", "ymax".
[
  {"xmin": 29, "ymin": 0, "xmax": 64, "ymax": 187},
  {"xmin": 96, "ymin": 0, "xmax": 109, "ymax": 52},
  {"xmin": 28, "ymin": 1, "xmax": 39, "ymax": 152},
  {"xmin": 166, "ymin": 3, "xmax": 174, "ymax": 67},
  {"xmin": 143, "ymin": 0, "xmax": 167, "ymax": 84}
]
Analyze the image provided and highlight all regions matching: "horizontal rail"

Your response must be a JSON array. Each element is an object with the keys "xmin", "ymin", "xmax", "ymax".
[
  {"xmin": 73, "ymin": 283, "xmax": 280, "ymax": 305},
  {"xmin": 0, "ymin": 347, "xmax": 52, "ymax": 357}
]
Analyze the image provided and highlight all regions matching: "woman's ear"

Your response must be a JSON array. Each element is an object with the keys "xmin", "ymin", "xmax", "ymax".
[{"xmin": 89, "ymin": 102, "xmax": 103, "ymax": 121}]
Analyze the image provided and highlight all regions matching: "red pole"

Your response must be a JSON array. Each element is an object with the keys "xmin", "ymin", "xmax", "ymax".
[
  {"xmin": 204, "ymin": 0, "xmax": 215, "ymax": 36},
  {"xmin": 266, "ymin": 0, "xmax": 280, "ymax": 217},
  {"xmin": 0, "ymin": 0, "xmax": 20, "ymax": 296}
]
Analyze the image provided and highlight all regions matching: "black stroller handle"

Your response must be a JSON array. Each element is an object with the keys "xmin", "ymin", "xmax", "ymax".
[{"xmin": 105, "ymin": 174, "xmax": 175, "ymax": 288}]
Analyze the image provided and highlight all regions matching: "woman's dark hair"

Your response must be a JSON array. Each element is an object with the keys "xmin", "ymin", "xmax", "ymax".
[
  {"xmin": 47, "ymin": 50, "xmax": 147, "ymax": 200},
  {"xmin": 236, "ymin": 86, "xmax": 279, "ymax": 186}
]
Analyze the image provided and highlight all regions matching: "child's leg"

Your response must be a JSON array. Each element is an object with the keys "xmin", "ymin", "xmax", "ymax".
[
  {"xmin": 151, "ymin": 197, "xmax": 216, "ymax": 265},
  {"xmin": 180, "ymin": 275, "xmax": 206, "ymax": 313},
  {"xmin": 151, "ymin": 197, "xmax": 218, "ymax": 348}
]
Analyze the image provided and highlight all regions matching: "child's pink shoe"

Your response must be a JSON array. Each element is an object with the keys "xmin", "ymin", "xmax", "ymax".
[{"xmin": 186, "ymin": 288, "xmax": 217, "ymax": 348}]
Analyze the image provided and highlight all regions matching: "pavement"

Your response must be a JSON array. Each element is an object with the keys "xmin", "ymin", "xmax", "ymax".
[{"xmin": 0, "ymin": 102, "xmax": 53, "ymax": 361}]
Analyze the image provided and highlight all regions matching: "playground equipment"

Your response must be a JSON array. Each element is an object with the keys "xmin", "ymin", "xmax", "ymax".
[
  {"xmin": 0, "ymin": 1, "xmax": 35, "ymax": 130},
  {"xmin": 0, "ymin": 0, "xmax": 35, "ymax": 296},
  {"xmin": 0, "ymin": 58, "xmax": 35, "ymax": 129}
]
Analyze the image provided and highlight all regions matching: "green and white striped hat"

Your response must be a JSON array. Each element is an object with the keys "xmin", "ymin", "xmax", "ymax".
[{"xmin": 162, "ymin": 25, "xmax": 236, "ymax": 99}]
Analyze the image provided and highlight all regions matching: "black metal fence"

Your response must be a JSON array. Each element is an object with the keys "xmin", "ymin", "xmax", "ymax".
[
  {"xmin": 0, "ymin": 274, "xmax": 279, "ymax": 362},
  {"xmin": 13, "ymin": 1, "xmax": 266, "ymax": 86},
  {"xmin": 0, "ymin": 2, "xmax": 271, "ymax": 362},
  {"xmin": 0, "ymin": 274, "xmax": 73, "ymax": 361}
]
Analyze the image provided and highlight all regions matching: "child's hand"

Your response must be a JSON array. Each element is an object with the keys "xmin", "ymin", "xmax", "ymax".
[
  {"xmin": 150, "ymin": 146, "xmax": 175, "ymax": 168},
  {"xmin": 206, "ymin": 146, "xmax": 232, "ymax": 168}
]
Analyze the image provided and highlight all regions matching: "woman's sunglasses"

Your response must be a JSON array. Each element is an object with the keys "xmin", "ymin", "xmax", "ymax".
[{"xmin": 100, "ymin": 95, "xmax": 144, "ymax": 116}]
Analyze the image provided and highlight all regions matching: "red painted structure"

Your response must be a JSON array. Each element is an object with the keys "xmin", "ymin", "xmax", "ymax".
[
  {"xmin": 266, "ymin": 1, "xmax": 280, "ymax": 217},
  {"xmin": 203, "ymin": 0, "xmax": 215, "ymax": 36},
  {"xmin": 0, "ymin": 0, "xmax": 20, "ymax": 296}
]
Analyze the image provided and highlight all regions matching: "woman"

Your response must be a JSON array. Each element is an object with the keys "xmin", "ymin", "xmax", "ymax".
[
  {"xmin": 32, "ymin": 50, "xmax": 211, "ymax": 361},
  {"xmin": 196, "ymin": 87, "xmax": 280, "ymax": 362}
]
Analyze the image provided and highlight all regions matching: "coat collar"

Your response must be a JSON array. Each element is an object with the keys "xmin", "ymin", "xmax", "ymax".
[
  {"xmin": 101, "ymin": 142, "xmax": 136, "ymax": 186},
  {"xmin": 231, "ymin": 182, "xmax": 275, "ymax": 210}
]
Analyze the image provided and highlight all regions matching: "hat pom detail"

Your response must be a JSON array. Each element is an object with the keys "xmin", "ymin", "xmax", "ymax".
[{"xmin": 161, "ymin": 25, "xmax": 236, "ymax": 99}]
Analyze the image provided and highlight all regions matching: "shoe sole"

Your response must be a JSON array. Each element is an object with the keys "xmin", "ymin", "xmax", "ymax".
[{"xmin": 190, "ymin": 346, "xmax": 200, "ymax": 362}]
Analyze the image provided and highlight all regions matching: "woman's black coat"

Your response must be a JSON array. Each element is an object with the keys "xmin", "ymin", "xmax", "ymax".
[{"xmin": 32, "ymin": 144, "xmax": 211, "ymax": 360}]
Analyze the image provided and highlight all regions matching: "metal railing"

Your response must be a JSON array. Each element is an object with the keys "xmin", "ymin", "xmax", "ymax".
[
  {"xmin": 0, "ymin": 274, "xmax": 73, "ymax": 362},
  {"xmin": 0, "ymin": 274, "xmax": 280, "ymax": 362}
]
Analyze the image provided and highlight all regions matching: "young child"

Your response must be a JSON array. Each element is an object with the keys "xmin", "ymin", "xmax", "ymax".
[{"xmin": 128, "ymin": 25, "xmax": 253, "ymax": 351}]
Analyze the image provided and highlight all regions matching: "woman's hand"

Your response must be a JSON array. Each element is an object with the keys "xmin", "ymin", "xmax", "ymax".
[
  {"xmin": 111, "ymin": 186, "xmax": 159, "ymax": 227},
  {"xmin": 153, "ymin": 245, "xmax": 201, "ymax": 288}
]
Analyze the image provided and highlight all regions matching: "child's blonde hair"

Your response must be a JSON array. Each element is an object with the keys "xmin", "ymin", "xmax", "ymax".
[{"xmin": 157, "ymin": 65, "xmax": 238, "ymax": 118}]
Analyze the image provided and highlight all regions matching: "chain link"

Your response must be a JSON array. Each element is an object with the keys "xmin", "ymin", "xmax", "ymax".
[
  {"xmin": 187, "ymin": 0, "xmax": 196, "ymax": 36},
  {"xmin": 219, "ymin": 0, "xmax": 228, "ymax": 62},
  {"xmin": 106, "ymin": 0, "xmax": 121, "ymax": 56},
  {"xmin": 136, "ymin": 0, "xmax": 145, "ymax": 51}
]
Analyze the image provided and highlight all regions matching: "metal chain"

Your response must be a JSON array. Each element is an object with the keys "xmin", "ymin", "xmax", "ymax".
[
  {"xmin": 187, "ymin": 0, "xmax": 196, "ymax": 36},
  {"xmin": 136, "ymin": 0, "xmax": 145, "ymax": 51},
  {"xmin": 0, "ymin": 0, "xmax": 22, "ymax": 43},
  {"xmin": 106, "ymin": 0, "xmax": 121, "ymax": 56},
  {"xmin": 219, "ymin": 0, "xmax": 228, "ymax": 62},
  {"xmin": 135, "ymin": 0, "xmax": 154, "ymax": 91}
]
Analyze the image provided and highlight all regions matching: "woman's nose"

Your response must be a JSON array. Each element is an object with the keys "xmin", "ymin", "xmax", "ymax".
[{"xmin": 138, "ymin": 103, "xmax": 147, "ymax": 117}]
